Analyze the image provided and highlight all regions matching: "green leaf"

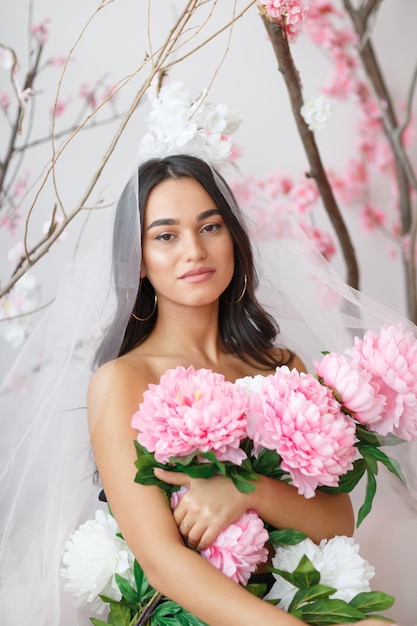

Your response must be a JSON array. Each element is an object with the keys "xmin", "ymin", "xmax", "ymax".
[
  {"xmin": 363, "ymin": 446, "xmax": 406, "ymax": 483},
  {"xmin": 134, "ymin": 440, "xmax": 151, "ymax": 458},
  {"xmin": 107, "ymin": 601, "xmax": 134, "ymax": 626},
  {"xmin": 227, "ymin": 465, "xmax": 258, "ymax": 493},
  {"xmin": 360, "ymin": 446, "xmax": 379, "ymax": 474},
  {"xmin": 90, "ymin": 619, "xmax": 110, "ymax": 626},
  {"xmin": 357, "ymin": 468, "xmax": 376, "ymax": 527},
  {"xmin": 168, "ymin": 451, "xmax": 199, "ymax": 466},
  {"xmin": 349, "ymin": 591, "xmax": 395, "ymax": 612},
  {"xmin": 114, "ymin": 574, "xmax": 140, "ymax": 604},
  {"xmin": 152, "ymin": 600, "xmax": 207, "ymax": 625},
  {"xmin": 245, "ymin": 582, "xmax": 267, "ymax": 598},
  {"xmin": 319, "ymin": 458, "xmax": 366, "ymax": 494},
  {"xmin": 268, "ymin": 528, "xmax": 308, "ymax": 546},
  {"xmin": 355, "ymin": 426, "xmax": 383, "ymax": 446},
  {"xmin": 293, "ymin": 598, "xmax": 366, "ymax": 624},
  {"xmin": 133, "ymin": 559, "xmax": 145, "ymax": 596},
  {"xmin": 292, "ymin": 555, "xmax": 321, "ymax": 588},
  {"xmin": 355, "ymin": 426, "xmax": 403, "ymax": 448},
  {"xmin": 289, "ymin": 583, "xmax": 337, "ymax": 612},
  {"xmin": 271, "ymin": 555, "xmax": 320, "ymax": 589},
  {"xmin": 251, "ymin": 448, "xmax": 284, "ymax": 476},
  {"xmin": 175, "ymin": 463, "xmax": 218, "ymax": 479}
]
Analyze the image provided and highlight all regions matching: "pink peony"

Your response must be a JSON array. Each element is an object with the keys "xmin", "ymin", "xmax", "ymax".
[
  {"xmin": 247, "ymin": 367, "xmax": 357, "ymax": 498},
  {"xmin": 132, "ymin": 366, "xmax": 249, "ymax": 464},
  {"xmin": 314, "ymin": 352, "xmax": 385, "ymax": 426},
  {"xmin": 348, "ymin": 324, "xmax": 417, "ymax": 440},
  {"xmin": 200, "ymin": 510, "xmax": 269, "ymax": 585},
  {"xmin": 170, "ymin": 488, "xmax": 268, "ymax": 585}
]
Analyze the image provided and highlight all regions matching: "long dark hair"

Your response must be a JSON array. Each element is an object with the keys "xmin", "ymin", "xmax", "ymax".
[{"xmin": 95, "ymin": 155, "xmax": 292, "ymax": 370}]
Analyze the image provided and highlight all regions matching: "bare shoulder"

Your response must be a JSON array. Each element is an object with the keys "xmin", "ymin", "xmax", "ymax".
[
  {"xmin": 87, "ymin": 355, "xmax": 153, "ymax": 433},
  {"xmin": 288, "ymin": 352, "xmax": 307, "ymax": 373}
]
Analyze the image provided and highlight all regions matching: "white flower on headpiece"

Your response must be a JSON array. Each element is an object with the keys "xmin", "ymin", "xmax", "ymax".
[
  {"xmin": 138, "ymin": 81, "xmax": 241, "ymax": 167},
  {"xmin": 300, "ymin": 95, "xmax": 332, "ymax": 132}
]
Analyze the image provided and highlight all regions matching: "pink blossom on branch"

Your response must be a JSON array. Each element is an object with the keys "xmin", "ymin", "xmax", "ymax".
[
  {"xmin": 30, "ymin": 18, "xmax": 51, "ymax": 45},
  {"xmin": 299, "ymin": 221, "xmax": 336, "ymax": 261},
  {"xmin": 359, "ymin": 204, "xmax": 386, "ymax": 233},
  {"xmin": 0, "ymin": 90, "xmax": 10, "ymax": 110},
  {"xmin": 259, "ymin": 0, "xmax": 309, "ymax": 43},
  {"xmin": 288, "ymin": 178, "xmax": 319, "ymax": 214}
]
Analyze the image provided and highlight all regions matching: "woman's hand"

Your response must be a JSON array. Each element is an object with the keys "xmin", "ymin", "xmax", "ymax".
[{"xmin": 154, "ymin": 468, "xmax": 249, "ymax": 550}]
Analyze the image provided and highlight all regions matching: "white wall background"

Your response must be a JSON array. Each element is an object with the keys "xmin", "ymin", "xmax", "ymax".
[
  {"xmin": 1, "ymin": 2, "xmax": 417, "ymax": 624},
  {"xmin": 1, "ymin": 1, "xmax": 415, "ymax": 324}
]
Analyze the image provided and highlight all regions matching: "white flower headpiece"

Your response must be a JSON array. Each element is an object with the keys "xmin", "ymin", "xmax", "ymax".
[{"xmin": 138, "ymin": 81, "xmax": 242, "ymax": 167}]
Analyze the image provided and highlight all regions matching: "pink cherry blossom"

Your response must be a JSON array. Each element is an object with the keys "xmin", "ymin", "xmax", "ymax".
[
  {"xmin": 299, "ymin": 222, "xmax": 336, "ymax": 261},
  {"xmin": 359, "ymin": 204, "xmax": 386, "ymax": 233},
  {"xmin": 289, "ymin": 178, "xmax": 319, "ymax": 214},
  {"xmin": 0, "ymin": 91, "xmax": 10, "ymax": 110},
  {"xmin": 259, "ymin": 0, "xmax": 309, "ymax": 43},
  {"xmin": 348, "ymin": 324, "xmax": 417, "ymax": 440},
  {"xmin": 247, "ymin": 367, "xmax": 357, "ymax": 498},
  {"xmin": 79, "ymin": 82, "xmax": 97, "ymax": 109},
  {"xmin": 48, "ymin": 56, "xmax": 70, "ymax": 68},
  {"xmin": 200, "ymin": 510, "xmax": 269, "ymax": 584},
  {"xmin": 132, "ymin": 366, "xmax": 249, "ymax": 464},
  {"xmin": 314, "ymin": 352, "xmax": 385, "ymax": 426},
  {"xmin": 30, "ymin": 18, "xmax": 51, "ymax": 45}
]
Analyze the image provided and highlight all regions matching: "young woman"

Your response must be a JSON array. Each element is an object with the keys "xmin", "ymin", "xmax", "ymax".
[{"xmin": 88, "ymin": 155, "xmax": 387, "ymax": 626}]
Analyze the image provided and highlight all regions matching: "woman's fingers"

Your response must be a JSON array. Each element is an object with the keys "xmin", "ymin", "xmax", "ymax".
[
  {"xmin": 180, "ymin": 518, "xmax": 215, "ymax": 550},
  {"xmin": 153, "ymin": 467, "xmax": 190, "ymax": 487}
]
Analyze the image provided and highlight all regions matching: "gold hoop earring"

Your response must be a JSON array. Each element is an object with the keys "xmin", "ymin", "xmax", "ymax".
[
  {"xmin": 132, "ymin": 295, "xmax": 158, "ymax": 322},
  {"xmin": 234, "ymin": 274, "xmax": 247, "ymax": 304}
]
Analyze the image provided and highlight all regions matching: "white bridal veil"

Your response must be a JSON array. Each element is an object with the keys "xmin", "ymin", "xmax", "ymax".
[{"xmin": 1, "ymin": 83, "xmax": 417, "ymax": 626}]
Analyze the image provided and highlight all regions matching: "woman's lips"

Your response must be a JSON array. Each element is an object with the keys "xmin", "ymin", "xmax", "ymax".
[{"xmin": 179, "ymin": 268, "xmax": 215, "ymax": 283}]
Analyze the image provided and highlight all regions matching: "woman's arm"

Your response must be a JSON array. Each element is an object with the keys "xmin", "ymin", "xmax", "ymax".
[
  {"xmin": 155, "ymin": 470, "xmax": 354, "ymax": 549},
  {"xmin": 88, "ymin": 360, "xmax": 304, "ymax": 626},
  {"xmin": 88, "ymin": 361, "xmax": 389, "ymax": 626}
]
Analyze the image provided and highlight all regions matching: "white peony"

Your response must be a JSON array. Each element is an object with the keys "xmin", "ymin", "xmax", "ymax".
[
  {"xmin": 235, "ymin": 373, "xmax": 269, "ymax": 395},
  {"xmin": 300, "ymin": 95, "xmax": 332, "ymax": 132},
  {"xmin": 60, "ymin": 509, "xmax": 135, "ymax": 614},
  {"xmin": 265, "ymin": 535, "xmax": 375, "ymax": 610}
]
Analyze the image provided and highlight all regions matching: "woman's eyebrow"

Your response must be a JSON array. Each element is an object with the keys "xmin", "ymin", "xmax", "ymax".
[
  {"xmin": 146, "ymin": 209, "xmax": 220, "ymax": 231},
  {"xmin": 197, "ymin": 208, "xmax": 221, "ymax": 221},
  {"xmin": 146, "ymin": 217, "xmax": 179, "ymax": 230}
]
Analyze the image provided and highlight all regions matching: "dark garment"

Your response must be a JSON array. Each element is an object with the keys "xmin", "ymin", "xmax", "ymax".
[{"xmin": 247, "ymin": 571, "xmax": 275, "ymax": 594}]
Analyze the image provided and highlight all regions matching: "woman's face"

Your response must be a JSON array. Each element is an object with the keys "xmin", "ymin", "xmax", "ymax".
[{"xmin": 141, "ymin": 176, "xmax": 235, "ymax": 309}]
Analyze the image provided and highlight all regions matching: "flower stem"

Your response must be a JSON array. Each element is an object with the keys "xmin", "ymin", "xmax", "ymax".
[{"xmin": 133, "ymin": 590, "xmax": 163, "ymax": 626}]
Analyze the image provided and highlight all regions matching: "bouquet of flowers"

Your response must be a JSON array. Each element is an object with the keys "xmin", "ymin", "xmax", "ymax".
[{"xmin": 61, "ymin": 323, "xmax": 417, "ymax": 624}]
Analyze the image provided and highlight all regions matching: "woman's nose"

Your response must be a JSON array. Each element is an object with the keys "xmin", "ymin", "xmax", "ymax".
[{"xmin": 183, "ymin": 233, "xmax": 207, "ymax": 261}]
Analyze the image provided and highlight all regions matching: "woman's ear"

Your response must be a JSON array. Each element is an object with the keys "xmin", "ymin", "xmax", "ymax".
[{"xmin": 140, "ymin": 263, "xmax": 146, "ymax": 279}]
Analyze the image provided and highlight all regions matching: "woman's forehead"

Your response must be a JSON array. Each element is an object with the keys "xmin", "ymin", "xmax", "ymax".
[{"xmin": 145, "ymin": 177, "xmax": 217, "ymax": 222}]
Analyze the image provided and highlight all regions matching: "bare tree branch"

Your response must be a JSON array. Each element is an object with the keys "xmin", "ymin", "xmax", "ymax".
[
  {"xmin": 259, "ymin": 7, "xmax": 360, "ymax": 290},
  {"xmin": 343, "ymin": 0, "xmax": 417, "ymax": 322}
]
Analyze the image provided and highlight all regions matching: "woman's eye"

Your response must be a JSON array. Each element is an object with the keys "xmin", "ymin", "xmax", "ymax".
[
  {"xmin": 201, "ymin": 223, "xmax": 221, "ymax": 234},
  {"xmin": 155, "ymin": 232, "xmax": 174, "ymax": 242}
]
